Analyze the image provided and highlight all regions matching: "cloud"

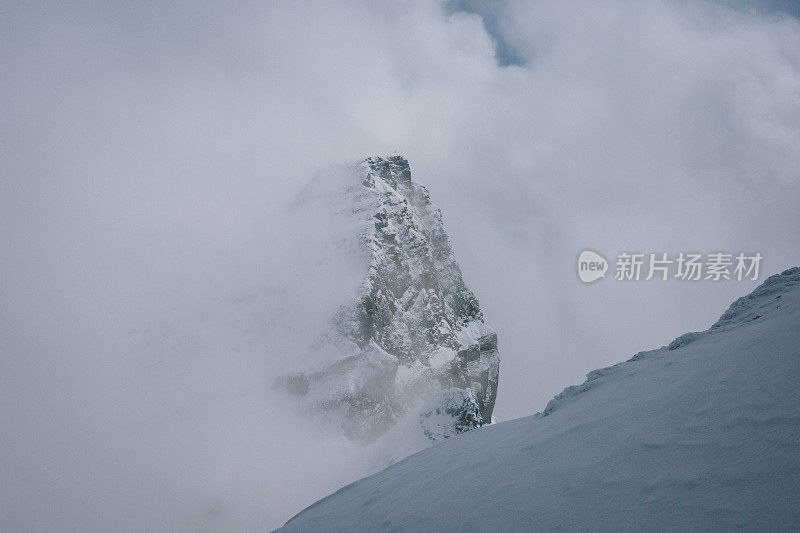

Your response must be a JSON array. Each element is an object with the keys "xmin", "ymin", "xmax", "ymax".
[{"xmin": 1, "ymin": 1, "xmax": 799, "ymax": 530}]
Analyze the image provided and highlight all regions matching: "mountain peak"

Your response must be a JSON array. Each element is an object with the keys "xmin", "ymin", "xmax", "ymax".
[
  {"xmin": 364, "ymin": 155, "xmax": 412, "ymax": 184},
  {"xmin": 278, "ymin": 157, "xmax": 499, "ymax": 442}
]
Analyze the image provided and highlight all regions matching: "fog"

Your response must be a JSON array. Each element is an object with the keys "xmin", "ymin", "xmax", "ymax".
[{"xmin": 2, "ymin": 1, "xmax": 799, "ymax": 530}]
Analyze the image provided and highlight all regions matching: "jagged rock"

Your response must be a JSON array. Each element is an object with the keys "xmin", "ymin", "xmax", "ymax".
[{"xmin": 277, "ymin": 156, "xmax": 500, "ymax": 442}]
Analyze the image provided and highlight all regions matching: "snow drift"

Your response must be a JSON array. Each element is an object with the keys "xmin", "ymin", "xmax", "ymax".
[{"xmin": 280, "ymin": 267, "xmax": 800, "ymax": 531}]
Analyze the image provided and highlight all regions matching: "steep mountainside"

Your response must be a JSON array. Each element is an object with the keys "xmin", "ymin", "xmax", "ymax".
[
  {"xmin": 280, "ymin": 267, "xmax": 800, "ymax": 532},
  {"xmin": 277, "ymin": 156, "xmax": 499, "ymax": 442}
]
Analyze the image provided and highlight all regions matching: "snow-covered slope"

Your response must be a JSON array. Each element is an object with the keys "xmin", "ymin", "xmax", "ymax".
[
  {"xmin": 277, "ymin": 156, "xmax": 499, "ymax": 443},
  {"xmin": 279, "ymin": 267, "xmax": 800, "ymax": 531}
]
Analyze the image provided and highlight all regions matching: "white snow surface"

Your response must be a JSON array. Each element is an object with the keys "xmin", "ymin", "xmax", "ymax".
[{"xmin": 279, "ymin": 267, "xmax": 800, "ymax": 531}]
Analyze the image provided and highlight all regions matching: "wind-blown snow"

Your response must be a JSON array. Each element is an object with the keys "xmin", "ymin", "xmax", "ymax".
[{"xmin": 279, "ymin": 267, "xmax": 800, "ymax": 531}]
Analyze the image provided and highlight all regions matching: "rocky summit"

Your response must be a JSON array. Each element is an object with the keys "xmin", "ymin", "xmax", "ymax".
[{"xmin": 277, "ymin": 156, "xmax": 500, "ymax": 442}]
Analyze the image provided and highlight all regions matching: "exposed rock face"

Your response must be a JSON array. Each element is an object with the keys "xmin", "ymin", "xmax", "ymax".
[{"xmin": 278, "ymin": 156, "xmax": 499, "ymax": 442}]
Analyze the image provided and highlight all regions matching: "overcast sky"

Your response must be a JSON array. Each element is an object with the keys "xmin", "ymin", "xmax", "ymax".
[{"xmin": 2, "ymin": 1, "xmax": 800, "ymax": 530}]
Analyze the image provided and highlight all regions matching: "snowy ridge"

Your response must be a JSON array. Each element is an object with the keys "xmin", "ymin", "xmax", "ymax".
[
  {"xmin": 278, "ymin": 156, "xmax": 499, "ymax": 443},
  {"xmin": 711, "ymin": 266, "xmax": 800, "ymax": 329},
  {"xmin": 543, "ymin": 266, "xmax": 800, "ymax": 417},
  {"xmin": 279, "ymin": 267, "xmax": 800, "ymax": 531}
]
